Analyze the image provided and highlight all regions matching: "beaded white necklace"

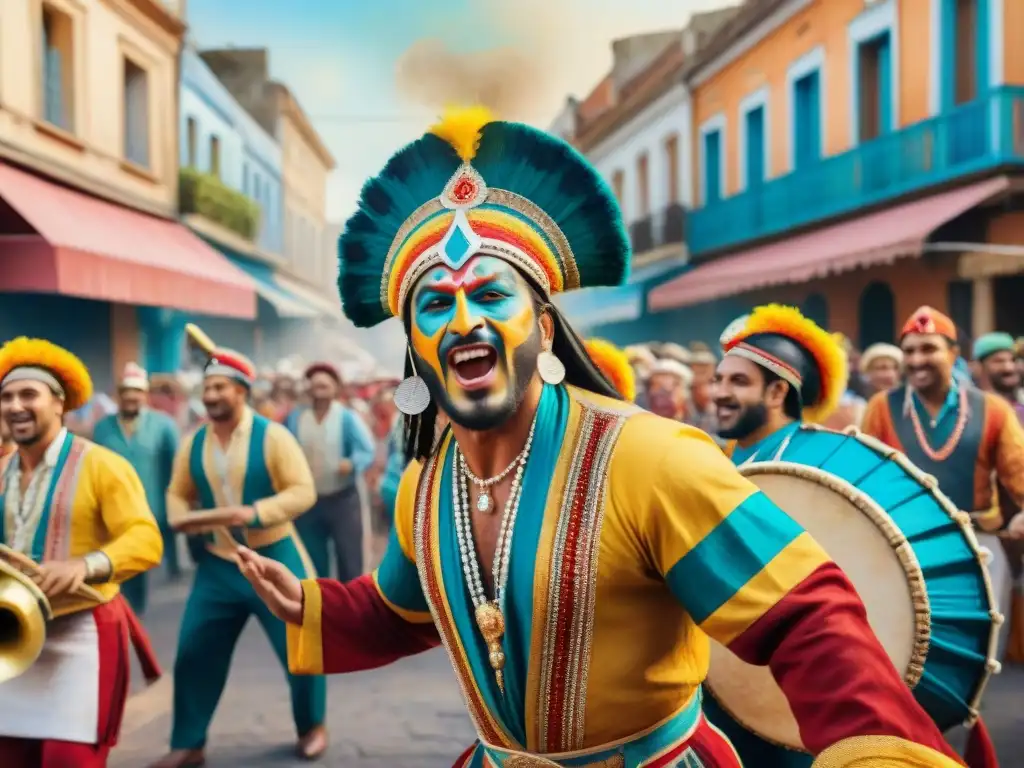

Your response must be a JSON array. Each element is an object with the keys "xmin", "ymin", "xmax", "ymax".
[{"xmin": 452, "ymin": 413, "xmax": 538, "ymax": 695}]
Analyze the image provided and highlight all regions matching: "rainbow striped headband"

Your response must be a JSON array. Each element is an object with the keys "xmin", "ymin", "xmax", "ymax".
[
  {"xmin": 381, "ymin": 163, "xmax": 581, "ymax": 319},
  {"xmin": 727, "ymin": 341, "xmax": 803, "ymax": 391}
]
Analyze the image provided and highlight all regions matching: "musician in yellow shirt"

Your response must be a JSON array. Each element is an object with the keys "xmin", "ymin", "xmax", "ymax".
[{"xmin": 0, "ymin": 337, "xmax": 162, "ymax": 768}]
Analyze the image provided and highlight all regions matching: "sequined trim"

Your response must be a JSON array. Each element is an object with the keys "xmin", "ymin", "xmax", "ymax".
[
  {"xmin": 413, "ymin": 442, "xmax": 511, "ymax": 748},
  {"xmin": 44, "ymin": 439, "xmax": 90, "ymax": 561},
  {"xmin": 538, "ymin": 402, "xmax": 628, "ymax": 753}
]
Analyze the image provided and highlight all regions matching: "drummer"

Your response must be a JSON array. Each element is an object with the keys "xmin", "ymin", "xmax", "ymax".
[
  {"xmin": 712, "ymin": 304, "xmax": 846, "ymax": 465},
  {"xmin": 708, "ymin": 304, "xmax": 847, "ymax": 768}
]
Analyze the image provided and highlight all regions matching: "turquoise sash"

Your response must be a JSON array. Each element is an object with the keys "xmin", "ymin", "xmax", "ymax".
[{"xmin": 189, "ymin": 414, "xmax": 274, "ymax": 545}]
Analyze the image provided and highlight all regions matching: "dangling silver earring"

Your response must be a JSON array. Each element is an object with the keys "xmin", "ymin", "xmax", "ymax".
[
  {"xmin": 538, "ymin": 346, "xmax": 565, "ymax": 386},
  {"xmin": 394, "ymin": 347, "xmax": 431, "ymax": 415}
]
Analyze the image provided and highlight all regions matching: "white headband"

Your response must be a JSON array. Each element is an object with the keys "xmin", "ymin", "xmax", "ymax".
[{"xmin": 0, "ymin": 366, "xmax": 65, "ymax": 398}]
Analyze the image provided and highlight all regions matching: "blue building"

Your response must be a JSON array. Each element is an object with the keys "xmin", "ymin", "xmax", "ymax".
[{"xmin": 176, "ymin": 45, "xmax": 318, "ymax": 364}]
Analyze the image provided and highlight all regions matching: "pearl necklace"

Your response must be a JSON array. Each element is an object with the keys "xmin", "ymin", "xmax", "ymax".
[
  {"xmin": 453, "ymin": 414, "xmax": 537, "ymax": 695},
  {"xmin": 461, "ymin": 436, "xmax": 533, "ymax": 514},
  {"xmin": 904, "ymin": 385, "xmax": 969, "ymax": 462}
]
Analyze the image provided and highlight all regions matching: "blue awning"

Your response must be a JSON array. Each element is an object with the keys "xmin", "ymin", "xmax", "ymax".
[
  {"xmin": 226, "ymin": 256, "xmax": 318, "ymax": 319},
  {"xmin": 555, "ymin": 259, "xmax": 690, "ymax": 330}
]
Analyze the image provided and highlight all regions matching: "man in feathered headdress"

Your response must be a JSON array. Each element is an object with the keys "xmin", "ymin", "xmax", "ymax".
[
  {"xmin": 0, "ymin": 338, "xmax": 163, "ymax": 767},
  {"xmin": 151, "ymin": 328, "xmax": 326, "ymax": 767},
  {"xmin": 713, "ymin": 305, "xmax": 848, "ymax": 465},
  {"xmin": 93, "ymin": 363, "xmax": 182, "ymax": 613},
  {"xmin": 239, "ymin": 108, "xmax": 961, "ymax": 767}
]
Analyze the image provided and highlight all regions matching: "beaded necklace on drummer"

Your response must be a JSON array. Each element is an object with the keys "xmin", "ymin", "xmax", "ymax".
[
  {"xmin": 453, "ymin": 413, "xmax": 538, "ymax": 695},
  {"xmin": 903, "ymin": 385, "xmax": 969, "ymax": 462}
]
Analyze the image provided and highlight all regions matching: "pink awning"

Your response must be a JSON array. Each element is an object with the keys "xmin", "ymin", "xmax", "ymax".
[
  {"xmin": 0, "ymin": 162, "xmax": 256, "ymax": 318},
  {"xmin": 649, "ymin": 176, "xmax": 1010, "ymax": 311}
]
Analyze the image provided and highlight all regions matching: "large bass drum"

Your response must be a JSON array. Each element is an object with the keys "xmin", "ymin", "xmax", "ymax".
[{"xmin": 706, "ymin": 424, "xmax": 1001, "ymax": 755}]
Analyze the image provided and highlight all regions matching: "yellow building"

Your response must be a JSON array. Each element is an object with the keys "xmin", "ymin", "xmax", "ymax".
[
  {"xmin": 649, "ymin": 0, "xmax": 1024, "ymax": 349},
  {"xmin": 0, "ymin": 0, "xmax": 256, "ymax": 391}
]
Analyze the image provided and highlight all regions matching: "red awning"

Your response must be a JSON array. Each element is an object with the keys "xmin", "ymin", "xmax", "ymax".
[
  {"xmin": 649, "ymin": 176, "xmax": 1010, "ymax": 311},
  {"xmin": 0, "ymin": 162, "xmax": 256, "ymax": 318}
]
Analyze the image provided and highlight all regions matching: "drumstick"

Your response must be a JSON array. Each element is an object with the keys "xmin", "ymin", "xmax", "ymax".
[{"xmin": 0, "ymin": 544, "xmax": 106, "ymax": 603}]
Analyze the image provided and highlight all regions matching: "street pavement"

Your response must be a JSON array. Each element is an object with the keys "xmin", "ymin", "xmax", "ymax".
[{"xmin": 113, "ymin": 571, "xmax": 1024, "ymax": 768}]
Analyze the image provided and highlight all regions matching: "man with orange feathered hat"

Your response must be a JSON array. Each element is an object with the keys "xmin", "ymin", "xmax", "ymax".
[
  {"xmin": 235, "ymin": 106, "xmax": 965, "ymax": 767},
  {"xmin": 152, "ymin": 326, "xmax": 326, "ymax": 768},
  {"xmin": 0, "ymin": 337, "xmax": 163, "ymax": 768}
]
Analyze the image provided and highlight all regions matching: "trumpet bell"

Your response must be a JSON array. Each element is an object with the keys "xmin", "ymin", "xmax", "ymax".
[{"xmin": 0, "ymin": 560, "xmax": 51, "ymax": 684}]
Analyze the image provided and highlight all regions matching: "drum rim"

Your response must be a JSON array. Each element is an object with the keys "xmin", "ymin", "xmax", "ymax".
[
  {"xmin": 748, "ymin": 424, "xmax": 1003, "ymax": 729},
  {"xmin": 706, "ymin": 459, "xmax": 932, "ymax": 751},
  {"xmin": 850, "ymin": 429, "xmax": 1004, "ymax": 726}
]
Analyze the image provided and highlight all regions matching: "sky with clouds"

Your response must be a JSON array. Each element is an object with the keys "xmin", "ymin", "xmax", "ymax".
[{"xmin": 185, "ymin": 0, "xmax": 734, "ymax": 225}]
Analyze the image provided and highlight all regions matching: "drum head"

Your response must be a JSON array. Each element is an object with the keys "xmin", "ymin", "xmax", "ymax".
[{"xmin": 707, "ymin": 462, "xmax": 923, "ymax": 751}]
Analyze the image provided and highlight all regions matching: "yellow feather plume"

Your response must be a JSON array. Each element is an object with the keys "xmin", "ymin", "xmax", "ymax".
[
  {"xmin": 0, "ymin": 337, "xmax": 93, "ymax": 411},
  {"xmin": 729, "ymin": 304, "xmax": 848, "ymax": 425},
  {"xmin": 585, "ymin": 338, "xmax": 636, "ymax": 403},
  {"xmin": 428, "ymin": 105, "xmax": 496, "ymax": 162},
  {"xmin": 185, "ymin": 323, "xmax": 216, "ymax": 356}
]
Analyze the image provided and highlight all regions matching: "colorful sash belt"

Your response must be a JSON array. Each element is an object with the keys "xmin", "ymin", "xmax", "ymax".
[{"xmin": 482, "ymin": 687, "xmax": 704, "ymax": 767}]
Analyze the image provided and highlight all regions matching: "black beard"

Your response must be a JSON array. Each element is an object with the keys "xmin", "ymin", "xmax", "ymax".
[
  {"xmin": 718, "ymin": 402, "xmax": 770, "ymax": 440},
  {"xmin": 417, "ymin": 323, "xmax": 543, "ymax": 432}
]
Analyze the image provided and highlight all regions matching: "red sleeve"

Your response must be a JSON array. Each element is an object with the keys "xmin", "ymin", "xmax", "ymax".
[
  {"xmin": 310, "ymin": 574, "xmax": 440, "ymax": 674},
  {"xmin": 728, "ymin": 562, "xmax": 963, "ymax": 763}
]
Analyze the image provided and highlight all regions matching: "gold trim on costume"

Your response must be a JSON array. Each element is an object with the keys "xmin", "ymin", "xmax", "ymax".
[{"xmin": 537, "ymin": 398, "xmax": 629, "ymax": 753}]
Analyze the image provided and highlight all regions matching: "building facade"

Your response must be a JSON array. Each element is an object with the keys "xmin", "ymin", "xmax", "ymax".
[
  {"xmin": 549, "ymin": 9, "xmax": 738, "ymax": 343},
  {"xmin": 649, "ymin": 0, "xmax": 1024, "ymax": 349},
  {"xmin": 0, "ymin": 0, "xmax": 255, "ymax": 391}
]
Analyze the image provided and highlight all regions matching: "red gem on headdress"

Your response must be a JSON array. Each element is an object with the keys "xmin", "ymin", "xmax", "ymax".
[{"xmin": 451, "ymin": 175, "xmax": 478, "ymax": 204}]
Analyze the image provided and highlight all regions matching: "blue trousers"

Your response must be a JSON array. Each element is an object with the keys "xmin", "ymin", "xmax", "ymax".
[{"xmin": 169, "ymin": 534, "xmax": 326, "ymax": 749}]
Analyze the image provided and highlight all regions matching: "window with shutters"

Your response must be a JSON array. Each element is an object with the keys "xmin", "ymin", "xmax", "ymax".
[
  {"xmin": 40, "ymin": 4, "xmax": 75, "ymax": 132},
  {"xmin": 123, "ymin": 57, "xmax": 150, "ymax": 167}
]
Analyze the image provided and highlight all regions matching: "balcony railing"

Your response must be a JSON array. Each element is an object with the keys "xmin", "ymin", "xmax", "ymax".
[
  {"xmin": 688, "ymin": 86, "xmax": 1024, "ymax": 257},
  {"xmin": 628, "ymin": 204, "xmax": 688, "ymax": 256},
  {"xmin": 179, "ymin": 168, "xmax": 260, "ymax": 242},
  {"xmin": 630, "ymin": 217, "xmax": 654, "ymax": 254}
]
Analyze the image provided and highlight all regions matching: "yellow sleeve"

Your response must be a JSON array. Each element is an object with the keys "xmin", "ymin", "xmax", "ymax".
[
  {"xmin": 92, "ymin": 448, "xmax": 163, "ymax": 583},
  {"xmin": 371, "ymin": 460, "xmax": 432, "ymax": 622},
  {"xmin": 166, "ymin": 432, "xmax": 197, "ymax": 530},
  {"xmin": 255, "ymin": 423, "xmax": 317, "ymax": 526},
  {"xmin": 812, "ymin": 735, "xmax": 967, "ymax": 767},
  {"xmin": 625, "ymin": 417, "xmax": 828, "ymax": 645}
]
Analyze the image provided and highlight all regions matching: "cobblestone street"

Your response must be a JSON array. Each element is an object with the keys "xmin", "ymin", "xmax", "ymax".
[
  {"xmin": 112, "ymin": 570, "xmax": 1024, "ymax": 768},
  {"xmin": 112, "ymin": 573, "xmax": 475, "ymax": 768}
]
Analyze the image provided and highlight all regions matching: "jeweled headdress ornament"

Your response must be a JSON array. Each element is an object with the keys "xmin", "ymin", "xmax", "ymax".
[
  {"xmin": 338, "ymin": 106, "xmax": 631, "ymax": 327},
  {"xmin": 722, "ymin": 304, "xmax": 848, "ymax": 424}
]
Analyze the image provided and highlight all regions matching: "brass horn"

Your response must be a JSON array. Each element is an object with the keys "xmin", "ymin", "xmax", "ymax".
[{"xmin": 0, "ymin": 559, "xmax": 50, "ymax": 684}]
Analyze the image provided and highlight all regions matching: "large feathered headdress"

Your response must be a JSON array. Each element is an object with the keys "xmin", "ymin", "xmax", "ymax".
[
  {"xmin": 584, "ymin": 339, "xmax": 636, "ymax": 402},
  {"xmin": 722, "ymin": 304, "xmax": 848, "ymax": 424},
  {"xmin": 338, "ymin": 106, "xmax": 630, "ymax": 327}
]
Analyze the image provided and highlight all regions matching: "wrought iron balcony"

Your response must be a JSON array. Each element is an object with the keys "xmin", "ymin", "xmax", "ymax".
[{"xmin": 688, "ymin": 86, "xmax": 1024, "ymax": 257}]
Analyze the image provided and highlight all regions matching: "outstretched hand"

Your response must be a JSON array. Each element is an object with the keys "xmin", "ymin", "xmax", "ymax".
[{"xmin": 237, "ymin": 546, "xmax": 304, "ymax": 624}]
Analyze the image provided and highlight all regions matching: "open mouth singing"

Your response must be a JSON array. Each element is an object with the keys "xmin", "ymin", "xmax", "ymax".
[{"xmin": 449, "ymin": 344, "xmax": 499, "ymax": 390}]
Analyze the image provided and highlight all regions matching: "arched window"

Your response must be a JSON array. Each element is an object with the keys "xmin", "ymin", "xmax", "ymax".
[
  {"xmin": 858, "ymin": 282, "xmax": 896, "ymax": 347},
  {"xmin": 801, "ymin": 293, "xmax": 829, "ymax": 330}
]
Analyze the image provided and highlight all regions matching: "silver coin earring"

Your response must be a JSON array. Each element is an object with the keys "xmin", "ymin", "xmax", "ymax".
[
  {"xmin": 537, "ymin": 346, "xmax": 565, "ymax": 386},
  {"xmin": 394, "ymin": 347, "xmax": 431, "ymax": 416}
]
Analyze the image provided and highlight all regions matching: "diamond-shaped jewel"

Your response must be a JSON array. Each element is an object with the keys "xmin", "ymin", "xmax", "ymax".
[{"xmin": 444, "ymin": 222, "xmax": 473, "ymax": 264}]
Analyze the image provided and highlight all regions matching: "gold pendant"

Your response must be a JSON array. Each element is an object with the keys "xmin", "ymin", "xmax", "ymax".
[{"xmin": 475, "ymin": 602, "xmax": 506, "ymax": 694}]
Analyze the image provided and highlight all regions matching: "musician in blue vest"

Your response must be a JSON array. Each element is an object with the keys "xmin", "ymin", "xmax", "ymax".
[
  {"xmin": 93, "ymin": 362, "xmax": 181, "ymax": 615},
  {"xmin": 152, "ymin": 332, "xmax": 327, "ymax": 768},
  {"xmin": 707, "ymin": 304, "xmax": 847, "ymax": 768},
  {"xmin": 285, "ymin": 362, "xmax": 375, "ymax": 581}
]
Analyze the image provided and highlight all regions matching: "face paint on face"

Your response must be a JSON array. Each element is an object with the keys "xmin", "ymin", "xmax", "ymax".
[{"xmin": 408, "ymin": 254, "xmax": 542, "ymax": 431}]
